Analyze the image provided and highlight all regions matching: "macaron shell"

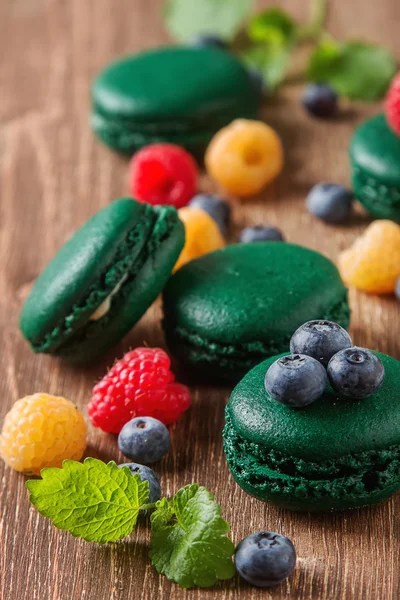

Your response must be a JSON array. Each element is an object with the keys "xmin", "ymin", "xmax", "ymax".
[
  {"xmin": 224, "ymin": 351, "xmax": 400, "ymax": 511},
  {"xmin": 350, "ymin": 113, "xmax": 400, "ymax": 220},
  {"xmin": 92, "ymin": 47, "xmax": 260, "ymax": 122},
  {"xmin": 163, "ymin": 243, "xmax": 350, "ymax": 379},
  {"xmin": 20, "ymin": 198, "xmax": 154, "ymax": 349}
]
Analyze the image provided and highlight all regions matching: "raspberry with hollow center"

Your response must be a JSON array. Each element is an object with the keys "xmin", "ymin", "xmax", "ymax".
[
  {"xmin": 205, "ymin": 119, "xmax": 284, "ymax": 197},
  {"xmin": 130, "ymin": 143, "xmax": 198, "ymax": 208},
  {"xmin": 338, "ymin": 220, "xmax": 400, "ymax": 294},
  {"xmin": 88, "ymin": 347, "xmax": 191, "ymax": 433},
  {"xmin": 0, "ymin": 393, "xmax": 87, "ymax": 475},
  {"xmin": 174, "ymin": 206, "xmax": 225, "ymax": 272},
  {"xmin": 385, "ymin": 72, "xmax": 400, "ymax": 136}
]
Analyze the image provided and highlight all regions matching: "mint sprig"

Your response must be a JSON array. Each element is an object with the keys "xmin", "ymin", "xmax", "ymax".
[
  {"xmin": 163, "ymin": 0, "xmax": 397, "ymax": 101},
  {"xmin": 150, "ymin": 484, "xmax": 236, "ymax": 588},
  {"xmin": 26, "ymin": 459, "xmax": 235, "ymax": 589},
  {"xmin": 26, "ymin": 458, "xmax": 150, "ymax": 543}
]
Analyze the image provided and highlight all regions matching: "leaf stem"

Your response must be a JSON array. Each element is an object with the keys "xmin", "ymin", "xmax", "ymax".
[{"xmin": 141, "ymin": 502, "xmax": 158, "ymax": 511}]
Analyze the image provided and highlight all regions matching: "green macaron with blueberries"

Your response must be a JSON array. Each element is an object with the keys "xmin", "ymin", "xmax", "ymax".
[
  {"xmin": 162, "ymin": 242, "xmax": 350, "ymax": 382},
  {"xmin": 91, "ymin": 46, "xmax": 261, "ymax": 156},
  {"xmin": 20, "ymin": 198, "xmax": 185, "ymax": 364},
  {"xmin": 223, "ymin": 319, "xmax": 400, "ymax": 512}
]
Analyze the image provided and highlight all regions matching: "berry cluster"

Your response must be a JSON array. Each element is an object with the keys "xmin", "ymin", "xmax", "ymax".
[{"xmin": 265, "ymin": 320, "xmax": 385, "ymax": 408}]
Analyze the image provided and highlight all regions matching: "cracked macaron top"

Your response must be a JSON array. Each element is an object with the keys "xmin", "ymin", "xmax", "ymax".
[
  {"xmin": 20, "ymin": 198, "xmax": 184, "ymax": 362},
  {"xmin": 162, "ymin": 243, "xmax": 350, "ymax": 379}
]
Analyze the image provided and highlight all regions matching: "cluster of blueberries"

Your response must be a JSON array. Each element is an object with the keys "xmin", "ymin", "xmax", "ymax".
[
  {"xmin": 117, "ymin": 418, "xmax": 296, "ymax": 588},
  {"xmin": 265, "ymin": 320, "xmax": 385, "ymax": 408}
]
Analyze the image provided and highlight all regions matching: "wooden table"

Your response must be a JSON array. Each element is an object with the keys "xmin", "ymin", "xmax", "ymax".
[{"xmin": 1, "ymin": 1, "xmax": 400, "ymax": 598}]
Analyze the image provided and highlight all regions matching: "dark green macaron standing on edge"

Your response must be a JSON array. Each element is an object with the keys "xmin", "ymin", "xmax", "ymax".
[
  {"xmin": 91, "ymin": 46, "xmax": 261, "ymax": 156},
  {"xmin": 224, "ymin": 351, "xmax": 400, "ymax": 512},
  {"xmin": 162, "ymin": 243, "xmax": 350, "ymax": 382},
  {"xmin": 20, "ymin": 198, "xmax": 185, "ymax": 364},
  {"xmin": 350, "ymin": 113, "xmax": 400, "ymax": 222}
]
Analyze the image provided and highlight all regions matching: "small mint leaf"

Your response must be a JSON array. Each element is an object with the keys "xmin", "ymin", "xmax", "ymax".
[
  {"xmin": 241, "ymin": 43, "xmax": 292, "ymax": 90},
  {"xmin": 26, "ymin": 458, "xmax": 149, "ymax": 543},
  {"xmin": 307, "ymin": 40, "xmax": 397, "ymax": 101},
  {"xmin": 164, "ymin": 0, "xmax": 254, "ymax": 42},
  {"xmin": 150, "ymin": 484, "xmax": 235, "ymax": 588},
  {"xmin": 248, "ymin": 8, "xmax": 295, "ymax": 45}
]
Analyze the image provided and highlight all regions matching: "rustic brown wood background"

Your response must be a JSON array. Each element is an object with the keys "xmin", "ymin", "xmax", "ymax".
[{"xmin": 1, "ymin": 0, "xmax": 400, "ymax": 598}]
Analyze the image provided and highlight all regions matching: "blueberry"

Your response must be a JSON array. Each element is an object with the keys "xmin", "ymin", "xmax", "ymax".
[
  {"xmin": 235, "ymin": 532, "xmax": 296, "ymax": 588},
  {"xmin": 306, "ymin": 182, "xmax": 353, "ymax": 224},
  {"xmin": 238, "ymin": 225, "xmax": 285, "ymax": 243},
  {"xmin": 118, "ymin": 417, "xmax": 170, "ymax": 464},
  {"xmin": 247, "ymin": 67, "xmax": 265, "ymax": 97},
  {"xmin": 395, "ymin": 276, "xmax": 400, "ymax": 300},
  {"xmin": 327, "ymin": 347, "xmax": 385, "ymax": 400},
  {"xmin": 290, "ymin": 320, "xmax": 352, "ymax": 367},
  {"xmin": 118, "ymin": 463, "xmax": 161, "ymax": 503},
  {"xmin": 265, "ymin": 354, "xmax": 327, "ymax": 407},
  {"xmin": 189, "ymin": 193, "xmax": 231, "ymax": 234},
  {"xmin": 302, "ymin": 83, "xmax": 338, "ymax": 118},
  {"xmin": 189, "ymin": 34, "xmax": 228, "ymax": 49}
]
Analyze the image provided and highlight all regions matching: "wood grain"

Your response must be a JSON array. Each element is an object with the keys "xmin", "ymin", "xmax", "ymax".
[{"xmin": 1, "ymin": 1, "xmax": 400, "ymax": 598}]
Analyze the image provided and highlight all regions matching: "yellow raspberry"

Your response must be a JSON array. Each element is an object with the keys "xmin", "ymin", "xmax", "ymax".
[
  {"xmin": 0, "ymin": 393, "xmax": 87, "ymax": 475},
  {"xmin": 205, "ymin": 119, "xmax": 284, "ymax": 197},
  {"xmin": 338, "ymin": 220, "xmax": 400, "ymax": 294},
  {"xmin": 174, "ymin": 207, "xmax": 225, "ymax": 271}
]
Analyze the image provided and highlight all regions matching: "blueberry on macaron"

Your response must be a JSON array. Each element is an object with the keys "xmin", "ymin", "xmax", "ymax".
[
  {"xmin": 290, "ymin": 320, "xmax": 352, "ymax": 367},
  {"xmin": 265, "ymin": 354, "xmax": 327, "ymax": 407},
  {"xmin": 238, "ymin": 225, "xmax": 285, "ymax": 243},
  {"xmin": 189, "ymin": 34, "xmax": 228, "ymax": 49},
  {"xmin": 307, "ymin": 183, "xmax": 353, "ymax": 224},
  {"xmin": 235, "ymin": 532, "xmax": 296, "ymax": 587},
  {"xmin": 327, "ymin": 347, "xmax": 385, "ymax": 400}
]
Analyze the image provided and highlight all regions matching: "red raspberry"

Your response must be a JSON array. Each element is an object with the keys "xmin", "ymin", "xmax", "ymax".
[
  {"xmin": 385, "ymin": 72, "xmax": 400, "ymax": 136},
  {"xmin": 88, "ymin": 348, "xmax": 191, "ymax": 433},
  {"xmin": 130, "ymin": 143, "xmax": 198, "ymax": 209}
]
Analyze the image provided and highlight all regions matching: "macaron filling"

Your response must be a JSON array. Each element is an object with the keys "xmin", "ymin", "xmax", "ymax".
[{"xmin": 29, "ymin": 205, "xmax": 177, "ymax": 355}]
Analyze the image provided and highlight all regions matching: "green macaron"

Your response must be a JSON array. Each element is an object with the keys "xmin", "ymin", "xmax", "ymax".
[
  {"xmin": 162, "ymin": 243, "xmax": 350, "ymax": 381},
  {"xmin": 20, "ymin": 198, "xmax": 184, "ymax": 364},
  {"xmin": 224, "ymin": 351, "xmax": 400, "ymax": 512},
  {"xmin": 350, "ymin": 113, "xmax": 400, "ymax": 222},
  {"xmin": 91, "ymin": 46, "xmax": 261, "ymax": 156}
]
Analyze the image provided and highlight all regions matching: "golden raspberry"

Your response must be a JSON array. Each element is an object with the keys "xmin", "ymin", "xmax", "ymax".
[
  {"xmin": 205, "ymin": 119, "xmax": 284, "ymax": 197},
  {"xmin": 338, "ymin": 220, "xmax": 400, "ymax": 294},
  {"xmin": 0, "ymin": 393, "xmax": 87, "ymax": 475},
  {"xmin": 174, "ymin": 207, "xmax": 225, "ymax": 271}
]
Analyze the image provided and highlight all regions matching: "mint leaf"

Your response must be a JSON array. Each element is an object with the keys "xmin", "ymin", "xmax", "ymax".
[
  {"xmin": 26, "ymin": 458, "xmax": 149, "ymax": 543},
  {"xmin": 150, "ymin": 484, "xmax": 236, "ymax": 588},
  {"xmin": 164, "ymin": 0, "xmax": 254, "ymax": 42},
  {"xmin": 248, "ymin": 8, "xmax": 295, "ymax": 45},
  {"xmin": 308, "ymin": 40, "xmax": 397, "ymax": 100},
  {"xmin": 241, "ymin": 43, "xmax": 292, "ymax": 90}
]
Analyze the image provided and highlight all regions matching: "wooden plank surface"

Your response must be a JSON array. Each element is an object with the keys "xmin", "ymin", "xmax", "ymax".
[{"xmin": 1, "ymin": 1, "xmax": 400, "ymax": 598}]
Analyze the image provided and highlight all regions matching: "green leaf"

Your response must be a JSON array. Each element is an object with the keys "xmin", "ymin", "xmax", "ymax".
[
  {"xmin": 241, "ymin": 43, "xmax": 292, "ymax": 90},
  {"xmin": 248, "ymin": 8, "xmax": 295, "ymax": 45},
  {"xmin": 308, "ymin": 40, "xmax": 397, "ymax": 100},
  {"xmin": 26, "ymin": 458, "xmax": 149, "ymax": 543},
  {"xmin": 150, "ymin": 484, "xmax": 236, "ymax": 588},
  {"xmin": 164, "ymin": 0, "xmax": 254, "ymax": 42}
]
